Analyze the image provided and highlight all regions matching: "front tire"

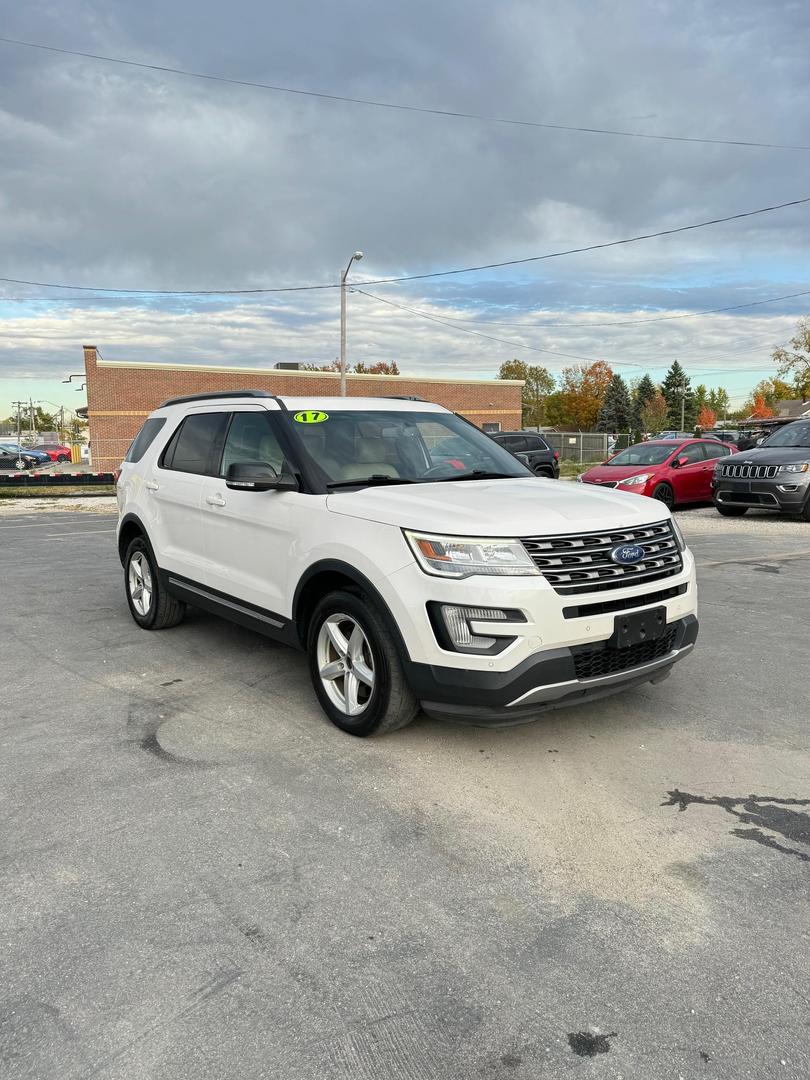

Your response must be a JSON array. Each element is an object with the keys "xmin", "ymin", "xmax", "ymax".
[
  {"xmin": 124, "ymin": 537, "xmax": 186, "ymax": 630},
  {"xmin": 652, "ymin": 482, "xmax": 675, "ymax": 509},
  {"xmin": 307, "ymin": 590, "xmax": 419, "ymax": 736},
  {"xmin": 715, "ymin": 504, "xmax": 747, "ymax": 517},
  {"xmin": 57, "ymin": 454, "xmax": 69, "ymax": 463}
]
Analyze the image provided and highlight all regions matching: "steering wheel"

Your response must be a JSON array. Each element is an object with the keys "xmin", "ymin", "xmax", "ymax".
[{"xmin": 422, "ymin": 461, "xmax": 464, "ymax": 478}]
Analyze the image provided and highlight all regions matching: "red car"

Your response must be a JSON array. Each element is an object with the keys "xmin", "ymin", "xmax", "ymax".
[
  {"xmin": 579, "ymin": 438, "xmax": 737, "ymax": 509},
  {"xmin": 36, "ymin": 443, "xmax": 73, "ymax": 463}
]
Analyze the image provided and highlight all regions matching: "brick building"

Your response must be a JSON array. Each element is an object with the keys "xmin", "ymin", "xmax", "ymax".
[{"xmin": 82, "ymin": 345, "xmax": 523, "ymax": 471}]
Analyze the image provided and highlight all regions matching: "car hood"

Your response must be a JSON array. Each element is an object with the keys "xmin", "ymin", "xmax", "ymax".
[
  {"xmin": 581, "ymin": 464, "xmax": 660, "ymax": 482},
  {"xmin": 326, "ymin": 477, "xmax": 668, "ymax": 536},
  {"xmin": 721, "ymin": 446, "xmax": 810, "ymax": 465}
]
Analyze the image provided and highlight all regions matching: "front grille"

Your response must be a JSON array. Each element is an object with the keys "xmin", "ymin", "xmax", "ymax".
[
  {"xmin": 521, "ymin": 521, "xmax": 683, "ymax": 596},
  {"xmin": 583, "ymin": 479, "xmax": 619, "ymax": 488},
  {"xmin": 572, "ymin": 627, "xmax": 677, "ymax": 680},
  {"xmin": 721, "ymin": 462, "xmax": 779, "ymax": 479}
]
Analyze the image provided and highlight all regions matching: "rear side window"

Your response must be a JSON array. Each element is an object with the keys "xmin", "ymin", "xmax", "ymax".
[
  {"xmin": 677, "ymin": 443, "xmax": 707, "ymax": 465},
  {"xmin": 161, "ymin": 413, "xmax": 229, "ymax": 475},
  {"xmin": 526, "ymin": 436, "xmax": 549, "ymax": 451},
  {"xmin": 125, "ymin": 418, "xmax": 166, "ymax": 463},
  {"xmin": 702, "ymin": 442, "xmax": 730, "ymax": 459}
]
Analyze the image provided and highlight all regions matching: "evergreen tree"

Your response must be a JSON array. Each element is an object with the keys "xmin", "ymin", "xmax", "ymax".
[
  {"xmin": 661, "ymin": 360, "xmax": 696, "ymax": 430},
  {"xmin": 596, "ymin": 373, "xmax": 631, "ymax": 433},
  {"xmin": 630, "ymin": 374, "xmax": 656, "ymax": 434}
]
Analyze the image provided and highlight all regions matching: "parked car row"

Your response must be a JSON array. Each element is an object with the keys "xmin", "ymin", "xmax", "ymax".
[
  {"xmin": 578, "ymin": 438, "xmax": 734, "ymax": 508},
  {"xmin": 575, "ymin": 419, "xmax": 810, "ymax": 521},
  {"xmin": 0, "ymin": 442, "xmax": 71, "ymax": 469}
]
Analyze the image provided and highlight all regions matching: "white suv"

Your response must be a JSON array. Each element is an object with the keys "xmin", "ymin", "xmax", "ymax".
[{"xmin": 116, "ymin": 392, "xmax": 698, "ymax": 735}]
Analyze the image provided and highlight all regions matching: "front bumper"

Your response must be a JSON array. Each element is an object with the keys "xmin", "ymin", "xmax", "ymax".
[
  {"xmin": 406, "ymin": 614, "xmax": 698, "ymax": 726},
  {"xmin": 712, "ymin": 477, "xmax": 810, "ymax": 513}
]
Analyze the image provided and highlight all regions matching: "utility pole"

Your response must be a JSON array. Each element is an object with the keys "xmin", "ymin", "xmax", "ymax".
[
  {"xmin": 339, "ymin": 251, "xmax": 364, "ymax": 397},
  {"xmin": 11, "ymin": 400, "xmax": 25, "ymax": 467}
]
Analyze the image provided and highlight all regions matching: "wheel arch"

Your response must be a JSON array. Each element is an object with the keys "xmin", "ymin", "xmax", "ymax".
[
  {"xmin": 292, "ymin": 560, "xmax": 412, "ymax": 663},
  {"xmin": 118, "ymin": 512, "xmax": 151, "ymax": 565}
]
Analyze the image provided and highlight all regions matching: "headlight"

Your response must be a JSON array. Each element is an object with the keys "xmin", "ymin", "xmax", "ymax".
[
  {"xmin": 575, "ymin": 473, "xmax": 583, "ymax": 482},
  {"xmin": 779, "ymin": 462, "xmax": 810, "ymax": 473},
  {"xmin": 619, "ymin": 472, "xmax": 652, "ymax": 487},
  {"xmin": 671, "ymin": 518, "xmax": 687, "ymax": 552},
  {"xmin": 404, "ymin": 531, "xmax": 539, "ymax": 578}
]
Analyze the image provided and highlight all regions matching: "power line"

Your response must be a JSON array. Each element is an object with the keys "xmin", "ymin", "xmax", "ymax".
[
  {"xmin": 2, "ymin": 194, "xmax": 809, "ymax": 297},
  {"xmin": 392, "ymin": 287, "xmax": 810, "ymax": 329},
  {"xmin": 352, "ymin": 288, "xmax": 640, "ymax": 368},
  {"xmin": 2, "ymin": 34, "xmax": 809, "ymax": 153},
  {"xmin": 365, "ymin": 197, "xmax": 810, "ymax": 286}
]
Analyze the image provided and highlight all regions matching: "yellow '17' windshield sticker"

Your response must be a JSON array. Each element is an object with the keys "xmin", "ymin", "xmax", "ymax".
[{"xmin": 293, "ymin": 410, "xmax": 329, "ymax": 424}]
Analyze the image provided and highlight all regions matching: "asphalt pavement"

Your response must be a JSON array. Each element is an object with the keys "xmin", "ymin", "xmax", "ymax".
[{"xmin": 1, "ymin": 508, "xmax": 809, "ymax": 1079}]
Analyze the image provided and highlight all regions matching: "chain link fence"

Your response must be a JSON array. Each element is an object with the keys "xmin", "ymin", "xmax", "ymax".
[{"xmin": 525, "ymin": 429, "xmax": 634, "ymax": 464}]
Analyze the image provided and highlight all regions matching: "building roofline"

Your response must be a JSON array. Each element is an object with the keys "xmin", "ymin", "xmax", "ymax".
[{"xmin": 94, "ymin": 358, "xmax": 523, "ymax": 386}]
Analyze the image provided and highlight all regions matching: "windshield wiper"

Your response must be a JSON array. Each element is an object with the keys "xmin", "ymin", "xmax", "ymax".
[
  {"xmin": 433, "ymin": 470, "xmax": 524, "ymax": 482},
  {"xmin": 326, "ymin": 475, "xmax": 416, "ymax": 489}
]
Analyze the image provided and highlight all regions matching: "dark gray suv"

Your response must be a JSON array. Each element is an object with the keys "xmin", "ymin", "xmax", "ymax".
[
  {"xmin": 711, "ymin": 419, "xmax": 810, "ymax": 519},
  {"xmin": 490, "ymin": 431, "xmax": 560, "ymax": 478}
]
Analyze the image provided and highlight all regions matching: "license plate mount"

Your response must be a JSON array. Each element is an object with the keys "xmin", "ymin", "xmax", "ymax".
[{"xmin": 610, "ymin": 606, "xmax": 666, "ymax": 649}]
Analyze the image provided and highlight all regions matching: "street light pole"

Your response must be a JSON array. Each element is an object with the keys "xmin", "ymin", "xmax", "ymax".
[{"xmin": 339, "ymin": 251, "xmax": 364, "ymax": 397}]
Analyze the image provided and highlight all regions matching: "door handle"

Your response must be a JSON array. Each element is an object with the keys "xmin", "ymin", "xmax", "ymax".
[
  {"xmin": 205, "ymin": 494, "xmax": 226, "ymax": 507},
  {"xmin": 145, "ymin": 480, "xmax": 159, "ymax": 491}
]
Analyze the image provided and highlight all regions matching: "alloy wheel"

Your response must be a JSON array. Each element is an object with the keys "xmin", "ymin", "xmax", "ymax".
[
  {"xmin": 316, "ymin": 613, "xmax": 375, "ymax": 716},
  {"xmin": 128, "ymin": 551, "xmax": 153, "ymax": 616}
]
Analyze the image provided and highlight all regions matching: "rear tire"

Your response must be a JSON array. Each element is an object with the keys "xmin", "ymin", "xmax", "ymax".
[
  {"xmin": 533, "ymin": 465, "xmax": 554, "ymax": 478},
  {"xmin": 715, "ymin": 504, "xmax": 748, "ymax": 517},
  {"xmin": 124, "ymin": 537, "xmax": 186, "ymax": 629},
  {"xmin": 307, "ymin": 589, "xmax": 419, "ymax": 736},
  {"xmin": 652, "ymin": 482, "xmax": 675, "ymax": 509}
]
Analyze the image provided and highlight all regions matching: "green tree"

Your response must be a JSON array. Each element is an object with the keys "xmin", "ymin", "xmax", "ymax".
[
  {"xmin": 707, "ymin": 387, "xmax": 730, "ymax": 419},
  {"xmin": 639, "ymin": 391, "xmax": 669, "ymax": 436},
  {"xmin": 596, "ymin": 373, "xmax": 631, "ymax": 433},
  {"xmin": 773, "ymin": 319, "xmax": 810, "ymax": 399},
  {"xmin": 354, "ymin": 360, "xmax": 401, "ymax": 375},
  {"xmin": 661, "ymin": 360, "xmax": 696, "ymax": 430},
  {"xmin": 630, "ymin": 374, "xmax": 656, "ymax": 435},
  {"xmin": 498, "ymin": 359, "xmax": 555, "ymax": 427}
]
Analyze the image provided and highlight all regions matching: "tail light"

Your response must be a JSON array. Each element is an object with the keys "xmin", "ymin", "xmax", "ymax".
[
  {"xmin": 113, "ymin": 467, "xmax": 122, "ymax": 483},
  {"xmin": 553, "ymin": 451, "xmax": 559, "ymax": 461}
]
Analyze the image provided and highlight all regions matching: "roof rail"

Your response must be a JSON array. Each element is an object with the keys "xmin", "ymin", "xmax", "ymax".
[
  {"xmin": 380, "ymin": 395, "xmax": 426, "ymax": 402},
  {"xmin": 158, "ymin": 390, "xmax": 280, "ymax": 408}
]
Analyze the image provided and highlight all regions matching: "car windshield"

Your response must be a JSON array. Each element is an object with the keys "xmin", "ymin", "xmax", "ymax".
[
  {"xmin": 760, "ymin": 421, "xmax": 810, "ymax": 448},
  {"xmin": 283, "ymin": 409, "xmax": 532, "ymax": 488},
  {"xmin": 603, "ymin": 442, "xmax": 677, "ymax": 466}
]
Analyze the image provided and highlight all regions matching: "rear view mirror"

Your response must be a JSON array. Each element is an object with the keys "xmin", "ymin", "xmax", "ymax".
[{"xmin": 226, "ymin": 462, "xmax": 298, "ymax": 492}]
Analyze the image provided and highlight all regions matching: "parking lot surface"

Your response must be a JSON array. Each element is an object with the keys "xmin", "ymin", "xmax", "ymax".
[{"xmin": 2, "ymin": 507, "xmax": 809, "ymax": 1079}]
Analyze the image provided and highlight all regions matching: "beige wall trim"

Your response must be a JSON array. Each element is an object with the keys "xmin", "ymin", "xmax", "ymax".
[
  {"xmin": 90, "ymin": 410, "xmax": 151, "ymax": 417},
  {"xmin": 95, "ymin": 359, "xmax": 523, "ymax": 386}
]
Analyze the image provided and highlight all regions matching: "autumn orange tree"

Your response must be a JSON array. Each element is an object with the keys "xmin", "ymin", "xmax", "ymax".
[
  {"xmin": 749, "ymin": 393, "xmax": 774, "ymax": 420},
  {"xmin": 696, "ymin": 405, "xmax": 717, "ymax": 430},
  {"xmin": 557, "ymin": 361, "xmax": 613, "ymax": 429}
]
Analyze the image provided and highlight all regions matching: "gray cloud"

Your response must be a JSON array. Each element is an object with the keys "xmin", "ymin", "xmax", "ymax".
[{"xmin": 1, "ymin": 0, "xmax": 809, "ymax": 393}]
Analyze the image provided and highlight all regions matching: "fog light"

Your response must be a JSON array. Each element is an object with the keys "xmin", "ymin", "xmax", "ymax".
[{"xmin": 442, "ymin": 605, "xmax": 507, "ymax": 650}]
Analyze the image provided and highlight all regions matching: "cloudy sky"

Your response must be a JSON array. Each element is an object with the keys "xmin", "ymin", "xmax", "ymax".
[{"xmin": 1, "ymin": 0, "xmax": 809, "ymax": 415}]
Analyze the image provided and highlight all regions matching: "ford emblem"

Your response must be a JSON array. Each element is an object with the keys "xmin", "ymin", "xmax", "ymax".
[{"xmin": 610, "ymin": 543, "xmax": 645, "ymax": 565}]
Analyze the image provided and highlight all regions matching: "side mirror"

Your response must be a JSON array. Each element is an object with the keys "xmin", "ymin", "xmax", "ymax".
[
  {"xmin": 226, "ymin": 461, "xmax": 298, "ymax": 492},
  {"xmin": 671, "ymin": 455, "xmax": 689, "ymax": 469}
]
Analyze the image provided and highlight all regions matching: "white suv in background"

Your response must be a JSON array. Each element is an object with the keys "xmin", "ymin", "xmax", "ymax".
[{"xmin": 116, "ymin": 392, "xmax": 698, "ymax": 736}]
